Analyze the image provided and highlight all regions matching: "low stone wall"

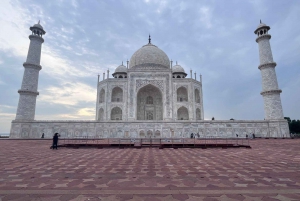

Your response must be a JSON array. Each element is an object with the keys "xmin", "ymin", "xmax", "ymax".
[{"xmin": 10, "ymin": 120, "xmax": 290, "ymax": 139}]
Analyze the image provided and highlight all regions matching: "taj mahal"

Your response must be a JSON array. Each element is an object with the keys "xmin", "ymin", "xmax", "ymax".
[{"xmin": 10, "ymin": 21, "xmax": 290, "ymax": 138}]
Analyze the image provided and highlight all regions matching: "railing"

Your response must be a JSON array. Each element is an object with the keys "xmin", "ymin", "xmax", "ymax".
[
  {"xmin": 60, "ymin": 136, "xmax": 250, "ymax": 147},
  {"xmin": 291, "ymin": 133, "xmax": 300, "ymax": 138}
]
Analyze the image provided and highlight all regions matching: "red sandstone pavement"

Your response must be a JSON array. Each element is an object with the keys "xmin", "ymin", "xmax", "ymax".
[{"xmin": 0, "ymin": 139, "xmax": 300, "ymax": 201}]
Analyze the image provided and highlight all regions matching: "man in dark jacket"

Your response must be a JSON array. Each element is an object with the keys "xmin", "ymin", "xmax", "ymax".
[{"xmin": 52, "ymin": 133, "xmax": 59, "ymax": 150}]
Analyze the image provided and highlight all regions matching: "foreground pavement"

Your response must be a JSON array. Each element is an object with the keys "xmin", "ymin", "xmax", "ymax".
[{"xmin": 0, "ymin": 139, "xmax": 300, "ymax": 201}]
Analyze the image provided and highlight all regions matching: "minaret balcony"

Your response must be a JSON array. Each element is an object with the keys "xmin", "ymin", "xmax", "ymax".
[
  {"xmin": 29, "ymin": 35, "xmax": 44, "ymax": 43},
  {"xmin": 260, "ymin": 89, "xmax": 282, "ymax": 95},
  {"xmin": 23, "ymin": 62, "xmax": 42, "ymax": 70},
  {"xmin": 256, "ymin": 34, "xmax": 271, "ymax": 43},
  {"xmin": 18, "ymin": 89, "xmax": 39, "ymax": 96},
  {"xmin": 258, "ymin": 62, "xmax": 276, "ymax": 70}
]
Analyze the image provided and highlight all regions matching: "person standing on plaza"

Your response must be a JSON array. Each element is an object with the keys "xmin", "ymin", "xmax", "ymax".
[{"xmin": 52, "ymin": 133, "xmax": 59, "ymax": 150}]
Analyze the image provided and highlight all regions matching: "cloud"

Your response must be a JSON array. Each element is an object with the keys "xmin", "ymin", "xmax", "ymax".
[
  {"xmin": 39, "ymin": 82, "xmax": 96, "ymax": 106},
  {"xmin": 199, "ymin": 6, "xmax": 213, "ymax": 29}
]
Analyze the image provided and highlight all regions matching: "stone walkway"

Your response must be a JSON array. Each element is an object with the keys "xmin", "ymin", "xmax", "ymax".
[{"xmin": 0, "ymin": 139, "xmax": 300, "ymax": 201}]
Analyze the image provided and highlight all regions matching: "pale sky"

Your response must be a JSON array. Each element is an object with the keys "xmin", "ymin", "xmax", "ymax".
[{"xmin": 0, "ymin": 0, "xmax": 299, "ymax": 133}]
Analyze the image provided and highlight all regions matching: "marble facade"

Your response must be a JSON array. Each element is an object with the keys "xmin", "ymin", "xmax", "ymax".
[{"xmin": 10, "ymin": 120, "xmax": 290, "ymax": 139}]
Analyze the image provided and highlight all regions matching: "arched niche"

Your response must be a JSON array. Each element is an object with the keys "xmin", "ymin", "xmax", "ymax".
[
  {"xmin": 111, "ymin": 107, "xmax": 122, "ymax": 120},
  {"xmin": 196, "ymin": 108, "xmax": 201, "ymax": 120},
  {"xmin": 99, "ymin": 89, "xmax": 105, "ymax": 103},
  {"xmin": 195, "ymin": 89, "xmax": 200, "ymax": 103},
  {"xmin": 177, "ymin": 87, "xmax": 188, "ymax": 102},
  {"xmin": 155, "ymin": 130, "xmax": 161, "ymax": 137},
  {"xmin": 177, "ymin": 106, "xmax": 189, "ymax": 120},
  {"xmin": 137, "ymin": 84, "xmax": 163, "ymax": 120},
  {"xmin": 139, "ymin": 130, "xmax": 145, "ymax": 137},
  {"xmin": 98, "ymin": 108, "xmax": 104, "ymax": 121},
  {"xmin": 111, "ymin": 87, "xmax": 123, "ymax": 102},
  {"xmin": 147, "ymin": 130, "xmax": 153, "ymax": 137}
]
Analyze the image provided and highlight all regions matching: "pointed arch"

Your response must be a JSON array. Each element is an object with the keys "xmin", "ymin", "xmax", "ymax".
[
  {"xmin": 155, "ymin": 130, "xmax": 161, "ymax": 137},
  {"xmin": 195, "ymin": 88, "xmax": 200, "ymax": 103},
  {"xmin": 139, "ymin": 130, "xmax": 145, "ymax": 137},
  {"xmin": 99, "ymin": 89, "xmax": 105, "ymax": 103},
  {"xmin": 196, "ymin": 108, "xmax": 201, "ymax": 120},
  {"xmin": 177, "ymin": 106, "xmax": 189, "ymax": 120},
  {"xmin": 177, "ymin": 86, "xmax": 188, "ymax": 102},
  {"xmin": 147, "ymin": 130, "xmax": 153, "ymax": 137},
  {"xmin": 98, "ymin": 108, "xmax": 104, "ymax": 121},
  {"xmin": 137, "ymin": 84, "xmax": 163, "ymax": 120},
  {"xmin": 111, "ymin": 107, "xmax": 122, "ymax": 120},
  {"xmin": 111, "ymin": 87, "xmax": 123, "ymax": 102}
]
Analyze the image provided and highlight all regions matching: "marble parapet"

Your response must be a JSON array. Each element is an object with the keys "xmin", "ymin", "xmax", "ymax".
[{"xmin": 10, "ymin": 119, "xmax": 290, "ymax": 139}]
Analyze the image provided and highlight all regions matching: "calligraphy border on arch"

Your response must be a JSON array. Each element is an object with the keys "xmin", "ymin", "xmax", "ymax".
[
  {"xmin": 129, "ymin": 73, "xmax": 170, "ymax": 117},
  {"xmin": 136, "ymin": 79, "xmax": 164, "ymax": 92}
]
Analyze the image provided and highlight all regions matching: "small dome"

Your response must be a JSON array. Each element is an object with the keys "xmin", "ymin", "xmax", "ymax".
[
  {"xmin": 114, "ymin": 64, "xmax": 127, "ymax": 73},
  {"xmin": 257, "ymin": 23, "xmax": 266, "ymax": 29},
  {"xmin": 129, "ymin": 43, "xmax": 170, "ymax": 69},
  {"xmin": 172, "ymin": 64, "xmax": 185, "ymax": 73},
  {"xmin": 30, "ymin": 21, "xmax": 46, "ymax": 34},
  {"xmin": 33, "ymin": 23, "xmax": 44, "ymax": 30},
  {"xmin": 254, "ymin": 22, "xmax": 270, "ymax": 34}
]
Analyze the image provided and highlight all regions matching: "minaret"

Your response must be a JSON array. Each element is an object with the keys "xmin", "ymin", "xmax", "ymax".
[
  {"xmin": 15, "ymin": 21, "xmax": 46, "ymax": 120},
  {"xmin": 255, "ymin": 21, "xmax": 284, "ymax": 120}
]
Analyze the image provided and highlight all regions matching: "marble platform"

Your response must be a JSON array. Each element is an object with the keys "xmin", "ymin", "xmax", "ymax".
[{"xmin": 10, "ymin": 119, "xmax": 290, "ymax": 138}]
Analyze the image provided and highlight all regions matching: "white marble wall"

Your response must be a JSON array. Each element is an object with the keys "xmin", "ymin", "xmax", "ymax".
[
  {"xmin": 96, "ymin": 70, "xmax": 204, "ymax": 121},
  {"xmin": 15, "ymin": 94, "xmax": 37, "ymax": 120},
  {"xmin": 257, "ymin": 30, "xmax": 284, "ymax": 120},
  {"xmin": 257, "ymin": 35, "xmax": 273, "ymax": 64},
  {"xmin": 10, "ymin": 120, "xmax": 290, "ymax": 139},
  {"xmin": 26, "ymin": 35, "xmax": 43, "ymax": 64},
  {"xmin": 260, "ymin": 64, "xmax": 279, "ymax": 91},
  {"xmin": 16, "ymin": 34, "xmax": 43, "ymax": 120},
  {"xmin": 263, "ymin": 93, "xmax": 284, "ymax": 119}
]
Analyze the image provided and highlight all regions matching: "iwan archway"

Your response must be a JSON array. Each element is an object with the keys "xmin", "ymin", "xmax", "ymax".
[{"xmin": 137, "ymin": 84, "xmax": 163, "ymax": 120}]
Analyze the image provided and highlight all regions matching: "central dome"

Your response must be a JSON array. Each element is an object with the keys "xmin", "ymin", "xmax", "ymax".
[{"xmin": 129, "ymin": 43, "xmax": 170, "ymax": 69}]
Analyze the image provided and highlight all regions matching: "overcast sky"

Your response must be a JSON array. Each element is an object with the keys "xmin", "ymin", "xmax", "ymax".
[{"xmin": 0, "ymin": 0, "xmax": 299, "ymax": 133}]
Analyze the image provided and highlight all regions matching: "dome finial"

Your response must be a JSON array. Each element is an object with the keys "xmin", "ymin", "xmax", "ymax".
[
  {"xmin": 176, "ymin": 61, "xmax": 178, "ymax": 65},
  {"xmin": 260, "ymin": 19, "xmax": 261, "ymax": 24},
  {"xmin": 148, "ymin": 34, "xmax": 151, "ymax": 44},
  {"xmin": 38, "ymin": 20, "xmax": 40, "ymax": 24}
]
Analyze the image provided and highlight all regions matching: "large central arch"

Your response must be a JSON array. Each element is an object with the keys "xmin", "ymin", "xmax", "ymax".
[{"xmin": 137, "ymin": 84, "xmax": 163, "ymax": 120}]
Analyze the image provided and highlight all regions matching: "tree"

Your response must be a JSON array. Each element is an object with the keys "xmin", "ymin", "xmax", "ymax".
[
  {"xmin": 285, "ymin": 117, "xmax": 300, "ymax": 134},
  {"xmin": 284, "ymin": 117, "xmax": 291, "ymax": 124}
]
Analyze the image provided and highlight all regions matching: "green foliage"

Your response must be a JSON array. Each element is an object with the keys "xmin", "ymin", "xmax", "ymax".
[{"xmin": 285, "ymin": 117, "xmax": 300, "ymax": 134}]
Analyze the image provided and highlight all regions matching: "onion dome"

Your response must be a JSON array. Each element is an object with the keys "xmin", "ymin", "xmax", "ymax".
[
  {"xmin": 172, "ymin": 62, "xmax": 187, "ymax": 78},
  {"xmin": 33, "ymin": 23, "xmax": 43, "ymax": 29},
  {"xmin": 112, "ymin": 63, "xmax": 127, "ymax": 78},
  {"xmin": 172, "ymin": 64, "xmax": 185, "ymax": 73},
  {"xmin": 114, "ymin": 64, "xmax": 127, "ymax": 73},
  {"xmin": 129, "ymin": 35, "xmax": 170, "ymax": 69}
]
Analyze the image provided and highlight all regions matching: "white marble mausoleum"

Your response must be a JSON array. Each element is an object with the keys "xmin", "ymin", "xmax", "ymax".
[{"xmin": 10, "ymin": 21, "xmax": 290, "ymax": 138}]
